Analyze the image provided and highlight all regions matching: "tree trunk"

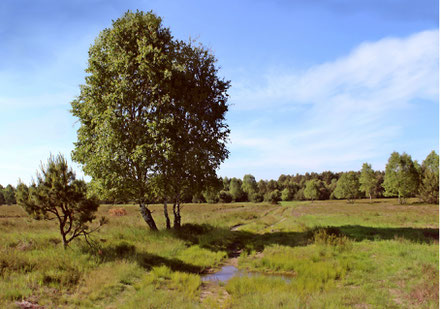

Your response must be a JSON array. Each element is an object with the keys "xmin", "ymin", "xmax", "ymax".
[
  {"xmin": 163, "ymin": 200, "xmax": 171, "ymax": 229},
  {"xmin": 173, "ymin": 202, "xmax": 181, "ymax": 229},
  {"xmin": 59, "ymin": 217, "xmax": 68, "ymax": 249},
  {"xmin": 62, "ymin": 234, "xmax": 68, "ymax": 249},
  {"xmin": 139, "ymin": 203, "xmax": 158, "ymax": 231}
]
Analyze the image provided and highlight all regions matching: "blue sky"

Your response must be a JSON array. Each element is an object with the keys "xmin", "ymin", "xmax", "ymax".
[{"xmin": 0, "ymin": 0, "xmax": 438, "ymax": 185}]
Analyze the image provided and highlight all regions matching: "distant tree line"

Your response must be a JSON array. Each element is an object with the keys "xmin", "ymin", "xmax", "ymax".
[
  {"xmin": 191, "ymin": 150, "xmax": 439, "ymax": 205},
  {"xmin": 1, "ymin": 150, "xmax": 438, "ymax": 207}
]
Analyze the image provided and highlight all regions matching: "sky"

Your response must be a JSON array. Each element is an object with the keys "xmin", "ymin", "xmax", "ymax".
[{"xmin": 0, "ymin": 0, "xmax": 439, "ymax": 185}]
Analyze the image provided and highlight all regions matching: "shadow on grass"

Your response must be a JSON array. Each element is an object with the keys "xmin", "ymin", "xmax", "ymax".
[
  {"xmin": 88, "ymin": 241, "xmax": 203, "ymax": 274},
  {"xmin": 84, "ymin": 224, "xmax": 438, "ymax": 274},
  {"xmin": 172, "ymin": 223, "xmax": 439, "ymax": 256}
]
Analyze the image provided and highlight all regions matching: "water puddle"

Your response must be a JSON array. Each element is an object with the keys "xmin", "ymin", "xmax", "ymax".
[
  {"xmin": 201, "ymin": 265, "xmax": 293, "ymax": 283},
  {"xmin": 202, "ymin": 265, "xmax": 239, "ymax": 282}
]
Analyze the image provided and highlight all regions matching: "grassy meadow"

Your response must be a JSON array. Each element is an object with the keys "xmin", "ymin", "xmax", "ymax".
[{"xmin": 0, "ymin": 199, "xmax": 438, "ymax": 308}]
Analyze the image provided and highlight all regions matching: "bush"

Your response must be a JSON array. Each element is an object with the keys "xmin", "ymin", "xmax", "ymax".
[
  {"xmin": 265, "ymin": 190, "xmax": 281, "ymax": 204},
  {"xmin": 313, "ymin": 228, "xmax": 352, "ymax": 252},
  {"xmin": 218, "ymin": 190, "xmax": 233, "ymax": 203},
  {"xmin": 281, "ymin": 188, "xmax": 293, "ymax": 201},
  {"xmin": 250, "ymin": 192, "xmax": 264, "ymax": 203},
  {"xmin": 294, "ymin": 188, "xmax": 305, "ymax": 200}
]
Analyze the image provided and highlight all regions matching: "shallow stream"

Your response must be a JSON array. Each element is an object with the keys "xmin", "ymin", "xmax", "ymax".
[{"xmin": 201, "ymin": 265, "xmax": 293, "ymax": 283}]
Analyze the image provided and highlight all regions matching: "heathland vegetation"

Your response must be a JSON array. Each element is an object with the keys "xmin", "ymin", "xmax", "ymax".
[{"xmin": 0, "ymin": 200, "xmax": 438, "ymax": 308}]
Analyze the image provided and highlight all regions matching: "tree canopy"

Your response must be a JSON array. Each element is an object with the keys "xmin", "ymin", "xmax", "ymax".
[
  {"xmin": 419, "ymin": 151, "xmax": 439, "ymax": 204},
  {"xmin": 304, "ymin": 179, "xmax": 320, "ymax": 202},
  {"xmin": 229, "ymin": 178, "xmax": 246, "ymax": 202},
  {"xmin": 359, "ymin": 163, "xmax": 376, "ymax": 200},
  {"xmin": 242, "ymin": 174, "xmax": 258, "ymax": 202},
  {"xmin": 71, "ymin": 11, "xmax": 230, "ymax": 230},
  {"xmin": 334, "ymin": 172, "xmax": 360, "ymax": 203},
  {"xmin": 383, "ymin": 152, "xmax": 419, "ymax": 204},
  {"xmin": 3, "ymin": 184, "xmax": 16, "ymax": 205}
]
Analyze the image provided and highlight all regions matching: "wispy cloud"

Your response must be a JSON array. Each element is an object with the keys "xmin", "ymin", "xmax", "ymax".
[
  {"xmin": 232, "ymin": 29, "xmax": 437, "ymax": 110},
  {"xmin": 221, "ymin": 29, "xmax": 438, "ymax": 179}
]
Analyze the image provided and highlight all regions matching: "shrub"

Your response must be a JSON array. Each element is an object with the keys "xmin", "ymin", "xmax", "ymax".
[
  {"xmin": 281, "ymin": 188, "xmax": 293, "ymax": 201},
  {"xmin": 249, "ymin": 192, "xmax": 264, "ymax": 203},
  {"xmin": 313, "ymin": 228, "xmax": 352, "ymax": 252},
  {"xmin": 265, "ymin": 190, "xmax": 281, "ymax": 204},
  {"xmin": 218, "ymin": 190, "xmax": 233, "ymax": 203}
]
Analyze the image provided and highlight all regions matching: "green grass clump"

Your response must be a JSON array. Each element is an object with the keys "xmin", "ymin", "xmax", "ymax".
[
  {"xmin": 226, "ymin": 276, "xmax": 302, "ymax": 308},
  {"xmin": 312, "ymin": 227, "xmax": 353, "ymax": 251},
  {"xmin": 240, "ymin": 243, "xmax": 352, "ymax": 293},
  {"xmin": 177, "ymin": 245, "xmax": 226, "ymax": 270},
  {"xmin": 121, "ymin": 266, "xmax": 202, "ymax": 308}
]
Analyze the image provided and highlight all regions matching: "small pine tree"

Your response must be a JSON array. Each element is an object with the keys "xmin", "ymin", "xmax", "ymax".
[{"xmin": 16, "ymin": 154, "xmax": 105, "ymax": 248}]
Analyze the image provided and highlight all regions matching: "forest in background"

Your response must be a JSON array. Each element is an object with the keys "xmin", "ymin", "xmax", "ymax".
[{"xmin": 2, "ymin": 150, "xmax": 438, "ymax": 206}]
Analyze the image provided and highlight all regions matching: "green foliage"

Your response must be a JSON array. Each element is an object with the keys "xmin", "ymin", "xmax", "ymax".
[
  {"xmin": 242, "ymin": 174, "xmax": 258, "ymax": 201},
  {"xmin": 222, "ymin": 177, "xmax": 230, "ymax": 191},
  {"xmin": 419, "ymin": 151, "xmax": 439, "ymax": 204},
  {"xmin": 16, "ymin": 154, "xmax": 102, "ymax": 248},
  {"xmin": 250, "ymin": 192, "xmax": 264, "ymax": 203},
  {"xmin": 334, "ymin": 172, "xmax": 360, "ymax": 202},
  {"xmin": 229, "ymin": 178, "xmax": 247, "ymax": 202},
  {"xmin": 313, "ymin": 228, "xmax": 352, "ymax": 252},
  {"xmin": 359, "ymin": 163, "xmax": 377, "ymax": 200},
  {"xmin": 3, "ymin": 185, "xmax": 16, "ymax": 205},
  {"xmin": 71, "ymin": 11, "xmax": 230, "ymax": 229},
  {"xmin": 281, "ymin": 187, "xmax": 293, "ymax": 201},
  {"xmin": 202, "ymin": 185, "xmax": 221, "ymax": 204},
  {"xmin": 267, "ymin": 180, "xmax": 279, "ymax": 191},
  {"xmin": 218, "ymin": 190, "xmax": 233, "ymax": 203},
  {"xmin": 257, "ymin": 180, "xmax": 268, "ymax": 196},
  {"xmin": 154, "ymin": 37, "xmax": 230, "ymax": 224},
  {"xmin": 383, "ymin": 152, "xmax": 420, "ymax": 203},
  {"xmin": 191, "ymin": 192, "xmax": 205, "ymax": 203},
  {"xmin": 0, "ymin": 190, "xmax": 5, "ymax": 205},
  {"xmin": 265, "ymin": 189, "xmax": 281, "ymax": 204},
  {"xmin": 304, "ymin": 180, "xmax": 319, "ymax": 202},
  {"xmin": 328, "ymin": 179, "xmax": 338, "ymax": 199}
]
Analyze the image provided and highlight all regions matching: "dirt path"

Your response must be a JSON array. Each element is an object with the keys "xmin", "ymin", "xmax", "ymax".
[
  {"xmin": 199, "ymin": 249, "xmax": 241, "ymax": 307},
  {"xmin": 199, "ymin": 280, "xmax": 231, "ymax": 308}
]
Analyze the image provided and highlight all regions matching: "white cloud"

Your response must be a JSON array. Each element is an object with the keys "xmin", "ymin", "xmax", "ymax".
[
  {"xmin": 221, "ymin": 30, "xmax": 438, "ymax": 179},
  {"xmin": 232, "ymin": 29, "xmax": 437, "ymax": 110}
]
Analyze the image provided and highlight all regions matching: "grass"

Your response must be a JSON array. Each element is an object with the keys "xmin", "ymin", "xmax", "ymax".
[{"xmin": 0, "ymin": 198, "xmax": 438, "ymax": 308}]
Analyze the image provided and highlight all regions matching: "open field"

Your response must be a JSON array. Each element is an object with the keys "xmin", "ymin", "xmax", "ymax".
[{"xmin": 0, "ymin": 199, "xmax": 438, "ymax": 308}]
